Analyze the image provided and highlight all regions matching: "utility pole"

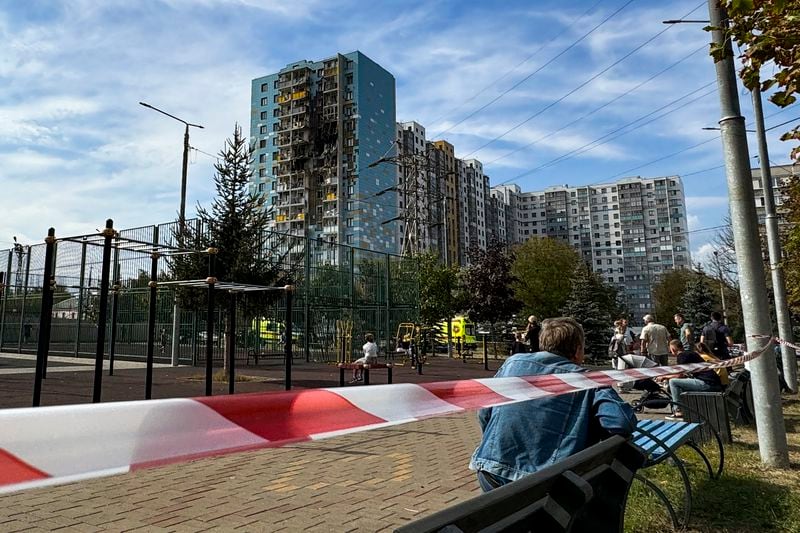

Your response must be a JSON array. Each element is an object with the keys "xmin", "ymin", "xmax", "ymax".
[
  {"xmin": 706, "ymin": 0, "xmax": 788, "ymax": 467},
  {"xmin": 139, "ymin": 102, "xmax": 204, "ymax": 367},
  {"xmin": 752, "ymin": 88, "xmax": 797, "ymax": 392}
]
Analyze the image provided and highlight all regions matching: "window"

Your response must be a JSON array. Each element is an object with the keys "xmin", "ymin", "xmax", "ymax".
[
  {"xmin": 260, "ymin": 125, "xmax": 268, "ymax": 134},
  {"xmin": 261, "ymin": 83, "xmax": 268, "ymax": 92},
  {"xmin": 260, "ymin": 97, "xmax": 269, "ymax": 106},
  {"xmin": 260, "ymin": 111, "xmax": 268, "ymax": 120},
  {"xmin": 259, "ymin": 154, "xmax": 266, "ymax": 163},
  {"xmin": 259, "ymin": 140, "xmax": 267, "ymax": 149},
  {"xmin": 258, "ymin": 168, "xmax": 266, "ymax": 177}
]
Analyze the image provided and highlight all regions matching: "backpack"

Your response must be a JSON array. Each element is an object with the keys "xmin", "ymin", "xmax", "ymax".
[{"xmin": 702, "ymin": 321, "xmax": 726, "ymax": 358}]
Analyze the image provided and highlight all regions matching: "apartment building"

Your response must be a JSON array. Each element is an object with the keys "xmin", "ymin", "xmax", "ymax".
[
  {"xmin": 249, "ymin": 51, "xmax": 397, "ymax": 258},
  {"xmin": 488, "ymin": 176, "xmax": 691, "ymax": 315},
  {"xmin": 752, "ymin": 164, "xmax": 795, "ymax": 225}
]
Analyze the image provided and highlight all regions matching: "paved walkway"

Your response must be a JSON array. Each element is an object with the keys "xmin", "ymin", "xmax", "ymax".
[{"xmin": 0, "ymin": 412, "xmax": 482, "ymax": 532}]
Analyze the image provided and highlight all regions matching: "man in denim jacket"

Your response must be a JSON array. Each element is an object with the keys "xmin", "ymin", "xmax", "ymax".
[{"xmin": 469, "ymin": 317, "xmax": 637, "ymax": 491}]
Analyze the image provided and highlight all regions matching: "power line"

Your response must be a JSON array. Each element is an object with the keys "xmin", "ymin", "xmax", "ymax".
[
  {"xmin": 484, "ymin": 44, "xmax": 708, "ymax": 166},
  {"xmin": 426, "ymin": 0, "xmax": 605, "ymax": 130},
  {"xmin": 457, "ymin": 1, "xmax": 706, "ymax": 160},
  {"xmin": 431, "ymin": 0, "xmax": 637, "ymax": 139}
]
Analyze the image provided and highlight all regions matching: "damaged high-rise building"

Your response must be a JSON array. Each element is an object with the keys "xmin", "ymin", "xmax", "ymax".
[{"xmin": 250, "ymin": 51, "xmax": 398, "ymax": 259}]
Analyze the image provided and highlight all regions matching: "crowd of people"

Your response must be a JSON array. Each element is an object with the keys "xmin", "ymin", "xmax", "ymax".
[{"xmin": 470, "ymin": 311, "xmax": 738, "ymax": 493}]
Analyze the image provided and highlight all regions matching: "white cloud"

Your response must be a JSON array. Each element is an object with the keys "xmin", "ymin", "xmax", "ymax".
[
  {"xmin": 686, "ymin": 196, "xmax": 730, "ymax": 209},
  {"xmin": 692, "ymin": 242, "xmax": 717, "ymax": 271}
]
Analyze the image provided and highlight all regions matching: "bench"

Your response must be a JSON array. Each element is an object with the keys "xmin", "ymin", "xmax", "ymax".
[
  {"xmin": 681, "ymin": 369, "xmax": 754, "ymax": 445},
  {"xmin": 338, "ymin": 362, "xmax": 393, "ymax": 386},
  {"xmin": 632, "ymin": 417, "xmax": 724, "ymax": 529},
  {"xmin": 395, "ymin": 435, "xmax": 644, "ymax": 533}
]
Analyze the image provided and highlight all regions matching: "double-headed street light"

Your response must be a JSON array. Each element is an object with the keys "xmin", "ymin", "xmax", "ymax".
[{"xmin": 139, "ymin": 102, "xmax": 204, "ymax": 232}]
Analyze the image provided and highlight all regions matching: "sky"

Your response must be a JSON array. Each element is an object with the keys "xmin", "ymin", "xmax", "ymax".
[{"xmin": 1, "ymin": 0, "xmax": 797, "ymax": 269}]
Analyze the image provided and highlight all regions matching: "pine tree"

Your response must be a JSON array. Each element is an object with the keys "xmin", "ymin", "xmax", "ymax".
[
  {"xmin": 680, "ymin": 270, "xmax": 717, "ymax": 330},
  {"xmin": 172, "ymin": 124, "xmax": 285, "ymax": 367},
  {"xmin": 560, "ymin": 263, "xmax": 610, "ymax": 362}
]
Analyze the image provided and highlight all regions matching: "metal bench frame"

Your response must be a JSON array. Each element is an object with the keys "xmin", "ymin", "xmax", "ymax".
[
  {"xmin": 632, "ymin": 399, "xmax": 725, "ymax": 529},
  {"xmin": 395, "ymin": 435, "xmax": 645, "ymax": 533}
]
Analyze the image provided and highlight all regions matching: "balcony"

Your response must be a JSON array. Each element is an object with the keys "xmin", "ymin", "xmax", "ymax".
[
  {"xmin": 291, "ymin": 90, "xmax": 307, "ymax": 101},
  {"xmin": 323, "ymin": 209, "xmax": 337, "ymax": 219},
  {"xmin": 325, "ymin": 176, "xmax": 339, "ymax": 186},
  {"xmin": 323, "ymin": 193, "xmax": 337, "ymax": 202},
  {"xmin": 322, "ymin": 224, "xmax": 338, "ymax": 234},
  {"xmin": 323, "ymin": 67, "xmax": 338, "ymax": 77}
]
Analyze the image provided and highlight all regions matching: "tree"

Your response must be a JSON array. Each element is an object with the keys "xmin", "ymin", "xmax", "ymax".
[
  {"xmin": 511, "ymin": 237, "xmax": 581, "ymax": 321},
  {"xmin": 172, "ymin": 124, "xmax": 284, "ymax": 363},
  {"xmin": 717, "ymin": 0, "xmax": 800, "ymax": 160},
  {"xmin": 417, "ymin": 252, "xmax": 462, "ymax": 328},
  {"xmin": 560, "ymin": 263, "xmax": 610, "ymax": 362},
  {"xmin": 781, "ymin": 175, "xmax": 800, "ymax": 314},
  {"xmin": 653, "ymin": 269, "xmax": 695, "ymax": 333},
  {"xmin": 461, "ymin": 240, "xmax": 521, "ymax": 331},
  {"xmin": 680, "ymin": 270, "xmax": 718, "ymax": 331}
]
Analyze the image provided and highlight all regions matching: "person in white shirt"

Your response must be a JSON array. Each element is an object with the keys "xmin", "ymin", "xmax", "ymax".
[{"xmin": 351, "ymin": 333, "xmax": 379, "ymax": 383}]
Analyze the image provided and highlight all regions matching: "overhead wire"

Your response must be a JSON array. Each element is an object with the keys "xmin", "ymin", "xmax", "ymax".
[
  {"xmin": 484, "ymin": 44, "xmax": 708, "ymax": 166},
  {"xmin": 426, "ymin": 0, "xmax": 605, "ymax": 130},
  {"xmin": 456, "ymin": 1, "xmax": 707, "ymax": 160},
  {"xmin": 431, "ymin": 0, "xmax": 638, "ymax": 139}
]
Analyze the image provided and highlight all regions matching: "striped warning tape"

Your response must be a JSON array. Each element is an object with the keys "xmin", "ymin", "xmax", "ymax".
[
  {"xmin": 749, "ymin": 334, "xmax": 800, "ymax": 352},
  {"xmin": 0, "ymin": 341, "xmax": 771, "ymax": 495}
]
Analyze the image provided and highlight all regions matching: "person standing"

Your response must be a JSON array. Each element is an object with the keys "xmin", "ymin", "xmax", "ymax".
[
  {"xmin": 524, "ymin": 315, "xmax": 540, "ymax": 352},
  {"xmin": 674, "ymin": 313, "xmax": 694, "ymax": 351},
  {"xmin": 700, "ymin": 311, "xmax": 734, "ymax": 360},
  {"xmin": 640, "ymin": 314, "xmax": 670, "ymax": 366},
  {"xmin": 351, "ymin": 333, "xmax": 379, "ymax": 383},
  {"xmin": 619, "ymin": 318, "xmax": 636, "ymax": 353},
  {"xmin": 469, "ymin": 317, "xmax": 637, "ymax": 490}
]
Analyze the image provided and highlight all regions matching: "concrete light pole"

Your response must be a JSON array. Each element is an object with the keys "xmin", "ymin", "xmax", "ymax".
[
  {"xmin": 706, "ymin": 0, "xmax": 788, "ymax": 467},
  {"xmin": 751, "ymin": 89, "xmax": 797, "ymax": 392},
  {"xmin": 139, "ymin": 102, "xmax": 204, "ymax": 367}
]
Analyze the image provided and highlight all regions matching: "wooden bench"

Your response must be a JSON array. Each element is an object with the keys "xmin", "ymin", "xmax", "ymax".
[
  {"xmin": 337, "ymin": 362, "xmax": 393, "ymax": 386},
  {"xmin": 681, "ymin": 369, "xmax": 754, "ymax": 445},
  {"xmin": 632, "ymin": 418, "xmax": 724, "ymax": 529},
  {"xmin": 395, "ymin": 435, "xmax": 644, "ymax": 533}
]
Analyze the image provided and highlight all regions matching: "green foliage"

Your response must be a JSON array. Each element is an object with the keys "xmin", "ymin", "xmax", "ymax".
[
  {"xmin": 653, "ymin": 269, "xmax": 695, "ymax": 332},
  {"xmin": 172, "ymin": 124, "xmax": 283, "ymax": 315},
  {"xmin": 680, "ymin": 270, "xmax": 718, "ymax": 329},
  {"xmin": 417, "ymin": 252, "xmax": 462, "ymax": 327},
  {"xmin": 559, "ymin": 263, "xmax": 613, "ymax": 361},
  {"xmin": 461, "ymin": 240, "xmax": 521, "ymax": 329},
  {"xmin": 782, "ymin": 176, "xmax": 800, "ymax": 315},
  {"xmin": 511, "ymin": 237, "xmax": 581, "ymax": 320},
  {"xmin": 718, "ymin": 0, "xmax": 800, "ymax": 160}
]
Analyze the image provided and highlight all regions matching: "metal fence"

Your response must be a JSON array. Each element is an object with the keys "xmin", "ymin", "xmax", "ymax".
[{"xmin": 0, "ymin": 219, "xmax": 419, "ymax": 366}]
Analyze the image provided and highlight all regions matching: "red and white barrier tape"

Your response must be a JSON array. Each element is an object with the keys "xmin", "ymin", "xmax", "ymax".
[
  {"xmin": 0, "ymin": 343, "xmax": 770, "ymax": 495},
  {"xmin": 749, "ymin": 334, "xmax": 800, "ymax": 352}
]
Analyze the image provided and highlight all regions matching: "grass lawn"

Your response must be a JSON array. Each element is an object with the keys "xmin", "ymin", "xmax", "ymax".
[{"xmin": 625, "ymin": 396, "xmax": 800, "ymax": 532}]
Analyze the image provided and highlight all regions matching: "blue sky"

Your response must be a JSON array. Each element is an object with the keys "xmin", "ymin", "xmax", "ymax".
[{"xmin": 1, "ymin": 0, "xmax": 796, "ymax": 268}]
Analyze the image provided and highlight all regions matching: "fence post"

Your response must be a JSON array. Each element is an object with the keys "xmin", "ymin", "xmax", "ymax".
[
  {"xmin": 109, "ymin": 262, "xmax": 120, "ymax": 376},
  {"xmin": 385, "ymin": 254, "xmax": 391, "ymax": 361},
  {"xmin": 227, "ymin": 292, "xmax": 236, "ymax": 394},
  {"xmin": 303, "ymin": 236, "xmax": 311, "ymax": 362},
  {"xmin": 144, "ymin": 226, "xmax": 159, "ymax": 400},
  {"xmin": 483, "ymin": 334, "xmax": 489, "ymax": 371},
  {"xmin": 92, "ymin": 219, "xmax": 114, "ymax": 403},
  {"xmin": 32, "ymin": 228, "xmax": 56, "ymax": 407},
  {"xmin": 74, "ymin": 240, "xmax": 87, "ymax": 358},
  {"xmin": 205, "ymin": 246, "xmax": 217, "ymax": 396},
  {"xmin": 17, "ymin": 246, "xmax": 31, "ymax": 354},
  {"xmin": 0, "ymin": 250, "xmax": 12, "ymax": 351},
  {"xmin": 285, "ymin": 285, "xmax": 294, "ymax": 391}
]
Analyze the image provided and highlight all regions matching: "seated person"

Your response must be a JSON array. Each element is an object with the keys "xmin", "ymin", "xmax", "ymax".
[
  {"xmin": 663, "ymin": 340, "xmax": 723, "ymax": 420},
  {"xmin": 695, "ymin": 341, "xmax": 729, "ymax": 388},
  {"xmin": 469, "ymin": 317, "xmax": 637, "ymax": 491},
  {"xmin": 351, "ymin": 333, "xmax": 378, "ymax": 383}
]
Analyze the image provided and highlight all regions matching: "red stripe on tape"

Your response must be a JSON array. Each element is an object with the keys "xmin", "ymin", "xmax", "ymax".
[
  {"xmin": 421, "ymin": 380, "xmax": 510, "ymax": 410},
  {"xmin": 520, "ymin": 374, "xmax": 576, "ymax": 394},
  {"xmin": 584, "ymin": 371, "xmax": 618, "ymax": 388},
  {"xmin": 197, "ymin": 390, "xmax": 386, "ymax": 442},
  {"xmin": 0, "ymin": 449, "xmax": 49, "ymax": 485}
]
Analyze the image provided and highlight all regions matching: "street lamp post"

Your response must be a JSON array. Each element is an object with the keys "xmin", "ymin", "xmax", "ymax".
[{"xmin": 139, "ymin": 102, "xmax": 204, "ymax": 367}]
